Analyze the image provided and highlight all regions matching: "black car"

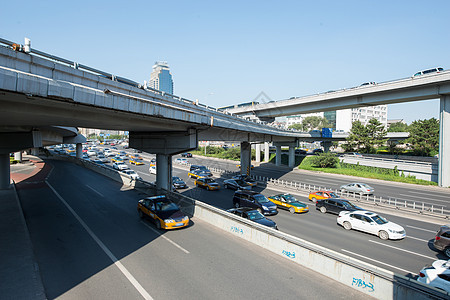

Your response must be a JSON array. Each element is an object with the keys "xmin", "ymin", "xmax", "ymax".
[
  {"xmin": 233, "ymin": 190, "xmax": 278, "ymax": 216},
  {"xmin": 231, "ymin": 174, "xmax": 257, "ymax": 186},
  {"xmin": 315, "ymin": 198, "xmax": 362, "ymax": 215},
  {"xmin": 223, "ymin": 179, "xmax": 252, "ymax": 190},
  {"xmin": 295, "ymin": 149, "xmax": 307, "ymax": 155},
  {"xmin": 226, "ymin": 207, "xmax": 278, "ymax": 230},
  {"xmin": 181, "ymin": 152, "xmax": 192, "ymax": 158},
  {"xmin": 172, "ymin": 176, "xmax": 187, "ymax": 189},
  {"xmin": 312, "ymin": 148, "xmax": 324, "ymax": 154}
]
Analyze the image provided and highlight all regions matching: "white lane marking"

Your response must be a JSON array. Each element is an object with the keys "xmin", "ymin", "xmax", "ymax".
[
  {"xmin": 46, "ymin": 181, "xmax": 154, "ymax": 300},
  {"xmin": 141, "ymin": 222, "xmax": 190, "ymax": 254},
  {"xmin": 407, "ymin": 236, "xmax": 430, "ymax": 243},
  {"xmin": 406, "ymin": 225, "xmax": 437, "ymax": 233},
  {"xmin": 86, "ymin": 185, "xmax": 104, "ymax": 197},
  {"xmin": 397, "ymin": 194, "xmax": 448, "ymax": 205},
  {"xmin": 368, "ymin": 240, "xmax": 435, "ymax": 260},
  {"xmin": 407, "ymin": 190, "xmax": 449, "ymax": 198},
  {"xmin": 341, "ymin": 249, "xmax": 414, "ymax": 274}
]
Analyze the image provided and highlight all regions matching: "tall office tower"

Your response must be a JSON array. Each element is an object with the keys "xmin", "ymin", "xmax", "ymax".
[{"xmin": 148, "ymin": 61, "xmax": 173, "ymax": 94}]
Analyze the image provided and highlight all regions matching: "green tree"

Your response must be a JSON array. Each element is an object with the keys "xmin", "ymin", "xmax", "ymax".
[
  {"xmin": 388, "ymin": 121, "xmax": 409, "ymax": 132},
  {"xmin": 288, "ymin": 116, "xmax": 330, "ymax": 131},
  {"xmin": 345, "ymin": 118, "xmax": 387, "ymax": 153},
  {"xmin": 407, "ymin": 118, "xmax": 439, "ymax": 156},
  {"xmin": 311, "ymin": 152, "xmax": 339, "ymax": 168}
]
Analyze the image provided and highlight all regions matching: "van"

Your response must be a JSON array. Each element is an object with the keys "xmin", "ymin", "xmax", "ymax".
[{"xmin": 413, "ymin": 67, "xmax": 444, "ymax": 77}]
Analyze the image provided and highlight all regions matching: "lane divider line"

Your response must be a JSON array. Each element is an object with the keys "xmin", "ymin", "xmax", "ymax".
[
  {"xmin": 86, "ymin": 185, "xmax": 104, "ymax": 197},
  {"xmin": 341, "ymin": 249, "xmax": 414, "ymax": 274},
  {"xmin": 368, "ymin": 240, "xmax": 436, "ymax": 260},
  {"xmin": 141, "ymin": 222, "xmax": 190, "ymax": 254},
  {"xmin": 407, "ymin": 236, "xmax": 431, "ymax": 243},
  {"xmin": 406, "ymin": 225, "xmax": 437, "ymax": 233},
  {"xmin": 46, "ymin": 181, "xmax": 154, "ymax": 300}
]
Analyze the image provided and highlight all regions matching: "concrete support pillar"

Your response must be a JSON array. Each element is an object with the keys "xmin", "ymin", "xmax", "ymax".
[
  {"xmin": 14, "ymin": 152, "xmax": 22, "ymax": 162},
  {"xmin": 240, "ymin": 142, "xmax": 251, "ymax": 175},
  {"xmin": 255, "ymin": 144, "xmax": 261, "ymax": 163},
  {"xmin": 0, "ymin": 153, "xmax": 11, "ymax": 190},
  {"xmin": 323, "ymin": 141, "xmax": 332, "ymax": 153},
  {"xmin": 76, "ymin": 143, "xmax": 82, "ymax": 159},
  {"xmin": 156, "ymin": 154, "xmax": 172, "ymax": 190},
  {"xmin": 288, "ymin": 145, "xmax": 295, "ymax": 168},
  {"xmin": 264, "ymin": 142, "xmax": 270, "ymax": 162},
  {"xmin": 31, "ymin": 148, "xmax": 39, "ymax": 156},
  {"xmin": 439, "ymin": 95, "xmax": 450, "ymax": 187},
  {"xmin": 275, "ymin": 145, "xmax": 282, "ymax": 166}
]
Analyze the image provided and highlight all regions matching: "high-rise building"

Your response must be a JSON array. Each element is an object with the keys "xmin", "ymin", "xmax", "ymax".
[
  {"xmin": 148, "ymin": 61, "xmax": 173, "ymax": 94},
  {"xmin": 285, "ymin": 105, "xmax": 388, "ymax": 132}
]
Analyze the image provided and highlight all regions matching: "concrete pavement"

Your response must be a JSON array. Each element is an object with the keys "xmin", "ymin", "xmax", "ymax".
[{"xmin": 1, "ymin": 156, "xmax": 48, "ymax": 299}]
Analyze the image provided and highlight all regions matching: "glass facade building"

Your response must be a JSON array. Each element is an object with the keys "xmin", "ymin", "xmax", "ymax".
[{"xmin": 148, "ymin": 61, "xmax": 173, "ymax": 94}]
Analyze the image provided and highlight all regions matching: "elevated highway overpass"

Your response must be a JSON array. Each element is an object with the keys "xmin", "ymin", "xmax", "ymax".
[
  {"xmin": 223, "ymin": 71, "xmax": 450, "ymax": 187},
  {"xmin": 0, "ymin": 37, "xmax": 303, "ymax": 189}
]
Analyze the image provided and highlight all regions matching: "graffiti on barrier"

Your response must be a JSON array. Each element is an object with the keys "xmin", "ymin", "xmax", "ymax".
[
  {"xmin": 282, "ymin": 250, "xmax": 296, "ymax": 259},
  {"xmin": 352, "ymin": 278, "xmax": 374, "ymax": 292},
  {"xmin": 230, "ymin": 226, "xmax": 244, "ymax": 234}
]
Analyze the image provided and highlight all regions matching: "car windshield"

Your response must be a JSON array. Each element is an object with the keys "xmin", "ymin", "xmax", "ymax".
[
  {"xmin": 173, "ymin": 177, "xmax": 181, "ymax": 182},
  {"xmin": 342, "ymin": 201, "xmax": 358, "ymax": 209},
  {"xmin": 156, "ymin": 201, "xmax": 179, "ymax": 212},
  {"xmin": 247, "ymin": 211, "xmax": 264, "ymax": 220},
  {"xmin": 361, "ymin": 183, "xmax": 371, "ymax": 188},
  {"xmin": 254, "ymin": 194, "xmax": 270, "ymax": 204},
  {"xmin": 204, "ymin": 178, "xmax": 215, "ymax": 183},
  {"xmin": 283, "ymin": 194, "xmax": 297, "ymax": 203},
  {"xmin": 371, "ymin": 215, "xmax": 388, "ymax": 225},
  {"xmin": 328, "ymin": 192, "xmax": 339, "ymax": 198},
  {"xmin": 198, "ymin": 166, "xmax": 209, "ymax": 171},
  {"xmin": 236, "ymin": 180, "xmax": 248, "ymax": 185}
]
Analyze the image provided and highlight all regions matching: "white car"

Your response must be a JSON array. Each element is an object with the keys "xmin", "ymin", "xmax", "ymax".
[
  {"xmin": 337, "ymin": 210, "xmax": 406, "ymax": 240},
  {"xmin": 121, "ymin": 169, "xmax": 141, "ymax": 180},
  {"xmin": 175, "ymin": 158, "xmax": 188, "ymax": 165},
  {"xmin": 105, "ymin": 151, "xmax": 116, "ymax": 157},
  {"xmin": 149, "ymin": 166, "xmax": 157, "ymax": 174},
  {"xmin": 87, "ymin": 150, "xmax": 97, "ymax": 157},
  {"xmin": 113, "ymin": 162, "xmax": 129, "ymax": 171},
  {"xmin": 417, "ymin": 259, "xmax": 450, "ymax": 293}
]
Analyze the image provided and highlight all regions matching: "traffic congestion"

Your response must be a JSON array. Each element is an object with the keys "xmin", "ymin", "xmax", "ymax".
[{"xmin": 48, "ymin": 141, "xmax": 450, "ymax": 293}]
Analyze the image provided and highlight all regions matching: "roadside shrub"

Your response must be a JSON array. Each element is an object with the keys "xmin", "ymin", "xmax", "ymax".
[{"xmin": 311, "ymin": 153, "xmax": 339, "ymax": 168}]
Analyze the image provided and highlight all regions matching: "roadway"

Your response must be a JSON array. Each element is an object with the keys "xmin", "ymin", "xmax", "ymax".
[
  {"xmin": 88, "ymin": 146, "xmax": 449, "ymax": 279},
  {"xmin": 16, "ymin": 159, "xmax": 369, "ymax": 299}
]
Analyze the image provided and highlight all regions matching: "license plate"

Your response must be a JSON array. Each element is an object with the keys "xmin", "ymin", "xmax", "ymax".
[{"xmin": 174, "ymin": 222, "xmax": 184, "ymax": 227}]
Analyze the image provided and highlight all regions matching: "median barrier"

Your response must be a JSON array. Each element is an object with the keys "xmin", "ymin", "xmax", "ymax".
[{"xmin": 50, "ymin": 155, "xmax": 449, "ymax": 299}]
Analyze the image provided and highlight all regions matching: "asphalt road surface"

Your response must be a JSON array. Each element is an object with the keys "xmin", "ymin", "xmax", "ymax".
[{"xmin": 17, "ymin": 159, "xmax": 371, "ymax": 300}]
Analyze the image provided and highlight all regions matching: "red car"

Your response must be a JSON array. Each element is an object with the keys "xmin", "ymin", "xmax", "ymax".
[{"xmin": 308, "ymin": 190, "xmax": 339, "ymax": 203}]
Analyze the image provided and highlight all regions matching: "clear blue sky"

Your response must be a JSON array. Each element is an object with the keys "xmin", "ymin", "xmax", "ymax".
[{"xmin": 2, "ymin": 0, "xmax": 449, "ymax": 124}]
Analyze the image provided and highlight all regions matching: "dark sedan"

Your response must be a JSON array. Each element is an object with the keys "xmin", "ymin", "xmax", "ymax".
[
  {"xmin": 172, "ymin": 176, "xmax": 188, "ymax": 189},
  {"xmin": 226, "ymin": 207, "xmax": 278, "ymax": 230},
  {"xmin": 315, "ymin": 198, "xmax": 362, "ymax": 215},
  {"xmin": 223, "ymin": 179, "xmax": 252, "ymax": 190}
]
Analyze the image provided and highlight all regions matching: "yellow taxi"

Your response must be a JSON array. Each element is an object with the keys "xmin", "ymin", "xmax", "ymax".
[
  {"xmin": 268, "ymin": 194, "xmax": 309, "ymax": 214},
  {"xmin": 138, "ymin": 195, "xmax": 190, "ymax": 230},
  {"xmin": 236, "ymin": 164, "xmax": 254, "ymax": 170},
  {"xmin": 111, "ymin": 156, "xmax": 124, "ymax": 163},
  {"xmin": 308, "ymin": 190, "xmax": 339, "ymax": 203},
  {"xmin": 130, "ymin": 158, "xmax": 145, "ymax": 165},
  {"xmin": 194, "ymin": 177, "xmax": 220, "ymax": 191},
  {"xmin": 188, "ymin": 169, "xmax": 209, "ymax": 179}
]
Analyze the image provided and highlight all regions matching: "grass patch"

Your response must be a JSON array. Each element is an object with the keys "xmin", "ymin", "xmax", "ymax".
[{"xmin": 298, "ymin": 156, "xmax": 437, "ymax": 186}]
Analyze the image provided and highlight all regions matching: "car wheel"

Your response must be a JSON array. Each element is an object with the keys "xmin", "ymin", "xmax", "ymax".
[
  {"xmin": 206, "ymin": 186, "xmax": 210, "ymax": 191},
  {"xmin": 155, "ymin": 219, "xmax": 161, "ymax": 229},
  {"xmin": 234, "ymin": 202, "xmax": 240, "ymax": 208},
  {"xmin": 320, "ymin": 206, "xmax": 327, "ymax": 214},
  {"xmin": 445, "ymin": 248, "xmax": 450, "ymax": 258},
  {"xmin": 289, "ymin": 207, "xmax": 296, "ymax": 214},
  {"xmin": 343, "ymin": 221, "xmax": 352, "ymax": 230},
  {"xmin": 138, "ymin": 210, "xmax": 144, "ymax": 219},
  {"xmin": 224, "ymin": 184, "xmax": 228, "ymax": 189},
  {"xmin": 311, "ymin": 197, "xmax": 317, "ymax": 203},
  {"xmin": 359, "ymin": 192, "xmax": 364, "ymax": 196},
  {"xmin": 379, "ymin": 230, "xmax": 389, "ymax": 240},
  {"xmin": 340, "ymin": 189, "xmax": 346, "ymax": 193},
  {"xmin": 257, "ymin": 208, "xmax": 263, "ymax": 214}
]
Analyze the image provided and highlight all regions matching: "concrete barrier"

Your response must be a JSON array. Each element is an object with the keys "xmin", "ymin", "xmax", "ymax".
[{"xmin": 51, "ymin": 155, "xmax": 449, "ymax": 299}]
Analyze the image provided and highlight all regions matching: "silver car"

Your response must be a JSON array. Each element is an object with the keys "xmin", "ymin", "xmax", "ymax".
[{"xmin": 340, "ymin": 183, "xmax": 374, "ymax": 195}]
